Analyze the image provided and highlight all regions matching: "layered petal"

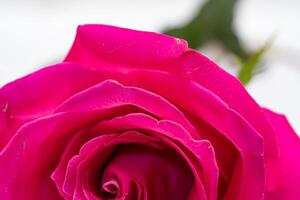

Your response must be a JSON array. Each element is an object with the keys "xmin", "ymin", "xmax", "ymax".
[
  {"xmin": 1, "ymin": 24, "xmax": 298, "ymax": 200},
  {"xmin": 55, "ymin": 80, "xmax": 197, "ymax": 138},
  {"xmin": 263, "ymin": 109, "xmax": 300, "ymax": 200},
  {"xmin": 178, "ymin": 50, "xmax": 278, "ymax": 160},
  {"xmin": 0, "ymin": 63, "xmax": 105, "ymax": 150}
]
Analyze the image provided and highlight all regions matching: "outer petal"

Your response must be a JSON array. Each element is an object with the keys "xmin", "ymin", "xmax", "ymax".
[
  {"xmin": 0, "ymin": 112, "xmax": 87, "ymax": 200},
  {"xmin": 65, "ymin": 24, "xmax": 188, "ymax": 71},
  {"xmin": 0, "ymin": 63, "xmax": 104, "ymax": 150},
  {"xmin": 178, "ymin": 50, "xmax": 278, "ymax": 159},
  {"xmin": 263, "ymin": 108, "xmax": 300, "ymax": 200}
]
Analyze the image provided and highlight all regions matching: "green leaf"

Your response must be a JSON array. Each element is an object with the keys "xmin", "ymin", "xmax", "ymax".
[
  {"xmin": 238, "ymin": 39, "xmax": 273, "ymax": 85},
  {"xmin": 163, "ymin": 0, "xmax": 248, "ymax": 59}
]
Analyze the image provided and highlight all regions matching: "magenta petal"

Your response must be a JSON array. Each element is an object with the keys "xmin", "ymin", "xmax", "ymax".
[
  {"xmin": 51, "ymin": 128, "xmax": 90, "ymax": 199},
  {"xmin": 63, "ymin": 155, "xmax": 81, "ymax": 197},
  {"xmin": 263, "ymin": 108, "xmax": 300, "ymax": 199},
  {"xmin": 56, "ymin": 79, "xmax": 197, "ymax": 138},
  {"xmin": 178, "ymin": 50, "xmax": 278, "ymax": 159},
  {"xmin": 0, "ymin": 63, "xmax": 104, "ymax": 150},
  {"xmin": 0, "ymin": 113, "xmax": 83, "ymax": 199},
  {"xmin": 65, "ymin": 24, "xmax": 188, "ymax": 71}
]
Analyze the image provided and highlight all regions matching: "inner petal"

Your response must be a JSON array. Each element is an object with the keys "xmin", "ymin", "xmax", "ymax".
[
  {"xmin": 100, "ymin": 144, "xmax": 194, "ymax": 200},
  {"xmin": 101, "ymin": 178, "xmax": 121, "ymax": 198}
]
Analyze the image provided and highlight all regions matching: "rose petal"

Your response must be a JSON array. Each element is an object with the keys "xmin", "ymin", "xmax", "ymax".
[
  {"xmin": 55, "ymin": 80, "xmax": 197, "ymax": 138},
  {"xmin": 51, "ymin": 128, "xmax": 91, "ymax": 199},
  {"xmin": 263, "ymin": 108, "xmax": 300, "ymax": 199},
  {"xmin": 178, "ymin": 50, "xmax": 278, "ymax": 159},
  {"xmin": 0, "ymin": 63, "xmax": 104, "ymax": 150},
  {"xmin": 65, "ymin": 24, "xmax": 188, "ymax": 71}
]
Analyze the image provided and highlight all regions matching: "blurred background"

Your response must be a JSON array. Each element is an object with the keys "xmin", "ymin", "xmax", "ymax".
[{"xmin": 0, "ymin": 0, "xmax": 299, "ymax": 133}]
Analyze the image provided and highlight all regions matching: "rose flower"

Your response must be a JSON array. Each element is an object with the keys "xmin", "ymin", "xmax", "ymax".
[{"xmin": 0, "ymin": 25, "xmax": 299, "ymax": 200}]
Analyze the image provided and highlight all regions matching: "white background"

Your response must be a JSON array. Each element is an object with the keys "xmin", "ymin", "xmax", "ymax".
[{"xmin": 0, "ymin": 0, "xmax": 299, "ymax": 133}]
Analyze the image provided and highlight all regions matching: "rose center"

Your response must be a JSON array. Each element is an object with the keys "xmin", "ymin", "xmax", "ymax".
[
  {"xmin": 101, "ymin": 178, "xmax": 121, "ymax": 198},
  {"xmin": 99, "ymin": 144, "xmax": 194, "ymax": 199}
]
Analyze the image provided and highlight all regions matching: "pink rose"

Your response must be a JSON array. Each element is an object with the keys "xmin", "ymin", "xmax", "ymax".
[{"xmin": 0, "ymin": 24, "xmax": 299, "ymax": 200}]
